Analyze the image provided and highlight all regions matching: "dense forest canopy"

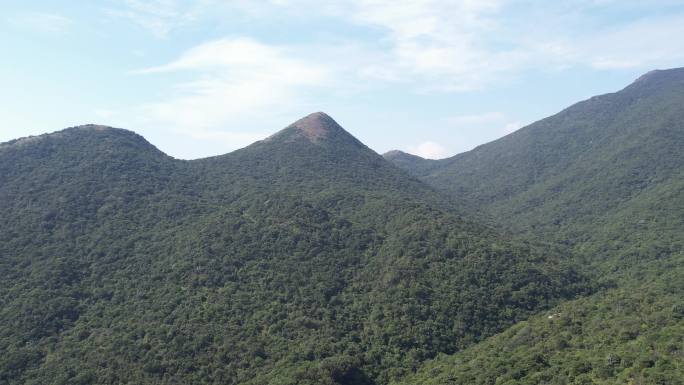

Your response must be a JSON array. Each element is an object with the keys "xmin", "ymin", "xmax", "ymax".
[
  {"xmin": 0, "ymin": 114, "xmax": 588, "ymax": 384},
  {"xmin": 2, "ymin": 67, "xmax": 684, "ymax": 384},
  {"xmin": 388, "ymin": 68, "xmax": 684, "ymax": 384}
]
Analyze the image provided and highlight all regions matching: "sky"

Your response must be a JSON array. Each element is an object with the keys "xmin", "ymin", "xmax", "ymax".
[{"xmin": 2, "ymin": 1, "xmax": 684, "ymax": 159}]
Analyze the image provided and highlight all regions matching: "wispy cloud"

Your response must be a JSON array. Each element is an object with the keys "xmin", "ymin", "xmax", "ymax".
[
  {"xmin": 347, "ymin": 0, "xmax": 522, "ymax": 91},
  {"xmin": 111, "ymin": 0, "xmax": 684, "ymax": 89},
  {"xmin": 7, "ymin": 12, "xmax": 72, "ymax": 34},
  {"xmin": 578, "ymin": 15, "xmax": 684, "ymax": 70},
  {"xmin": 134, "ymin": 37, "xmax": 331, "ymax": 146},
  {"xmin": 113, "ymin": 0, "xmax": 684, "ymax": 156},
  {"xmin": 137, "ymin": 37, "xmax": 327, "ymax": 78},
  {"xmin": 344, "ymin": 0, "xmax": 684, "ymax": 90}
]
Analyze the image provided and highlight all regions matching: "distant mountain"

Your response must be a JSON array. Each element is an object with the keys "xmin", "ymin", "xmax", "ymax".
[
  {"xmin": 388, "ymin": 68, "xmax": 684, "ymax": 384},
  {"xmin": 382, "ymin": 150, "xmax": 439, "ymax": 176},
  {"xmin": 6, "ymin": 66, "xmax": 683, "ymax": 385},
  {"xmin": 386, "ymin": 68, "xmax": 684, "ymax": 262},
  {"xmin": 0, "ymin": 114, "xmax": 587, "ymax": 385}
]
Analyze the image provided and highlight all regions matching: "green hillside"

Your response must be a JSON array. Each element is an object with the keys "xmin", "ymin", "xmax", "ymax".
[
  {"xmin": 385, "ymin": 68, "xmax": 684, "ymax": 256},
  {"xmin": 388, "ymin": 68, "xmax": 684, "ymax": 384},
  {"xmin": 0, "ymin": 114, "xmax": 587, "ymax": 385},
  {"xmin": 4, "ymin": 66, "xmax": 683, "ymax": 385},
  {"xmin": 394, "ymin": 252, "xmax": 684, "ymax": 385}
]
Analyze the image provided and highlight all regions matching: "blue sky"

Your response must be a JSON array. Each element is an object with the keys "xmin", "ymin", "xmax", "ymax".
[{"xmin": 2, "ymin": 0, "xmax": 684, "ymax": 159}]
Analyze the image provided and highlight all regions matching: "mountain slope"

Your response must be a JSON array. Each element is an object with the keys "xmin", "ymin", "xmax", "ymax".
[
  {"xmin": 395, "ymin": 252, "xmax": 684, "ymax": 385},
  {"xmin": 386, "ymin": 68, "xmax": 684, "ymax": 262},
  {"xmin": 387, "ymin": 68, "xmax": 684, "ymax": 384},
  {"xmin": 0, "ymin": 114, "xmax": 588, "ymax": 385},
  {"xmin": 382, "ymin": 150, "xmax": 439, "ymax": 177}
]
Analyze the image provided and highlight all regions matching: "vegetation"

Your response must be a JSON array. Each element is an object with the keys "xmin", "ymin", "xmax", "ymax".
[
  {"xmin": 388, "ymin": 68, "xmax": 684, "ymax": 384},
  {"xmin": 3, "ymin": 66, "xmax": 684, "ymax": 385},
  {"xmin": 394, "ymin": 253, "xmax": 684, "ymax": 385},
  {"xmin": 0, "ymin": 116, "xmax": 588, "ymax": 384},
  {"xmin": 385, "ymin": 68, "xmax": 684, "ymax": 255}
]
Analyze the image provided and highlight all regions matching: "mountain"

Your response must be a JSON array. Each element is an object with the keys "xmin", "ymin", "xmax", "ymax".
[
  {"xmin": 0, "ymin": 114, "xmax": 588, "ymax": 385},
  {"xmin": 6, "ymin": 66, "xmax": 683, "ymax": 385},
  {"xmin": 386, "ymin": 67, "xmax": 684, "ymax": 264},
  {"xmin": 382, "ymin": 151, "xmax": 439, "ymax": 176},
  {"xmin": 387, "ymin": 68, "xmax": 684, "ymax": 384},
  {"xmin": 395, "ymin": 253, "xmax": 684, "ymax": 385}
]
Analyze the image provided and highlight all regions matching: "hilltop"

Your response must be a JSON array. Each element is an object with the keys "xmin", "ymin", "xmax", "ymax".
[{"xmin": 0, "ymin": 113, "xmax": 587, "ymax": 385}]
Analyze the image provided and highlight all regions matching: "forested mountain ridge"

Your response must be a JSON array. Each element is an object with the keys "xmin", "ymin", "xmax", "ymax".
[
  {"xmin": 5, "ymin": 66, "xmax": 683, "ymax": 384},
  {"xmin": 385, "ymin": 67, "xmax": 684, "ymax": 260},
  {"xmin": 388, "ymin": 68, "xmax": 684, "ymax": 384},
  {"xmin": 382, "ymin": 151, "xmax": 439, "ymax": 176},
  {"xmin": 0, "ymin": 114, "xmax": 588, "ymax": 385}
]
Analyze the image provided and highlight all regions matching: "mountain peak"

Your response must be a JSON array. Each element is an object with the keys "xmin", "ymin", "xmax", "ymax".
[
  {"xmin": 285, "ymin": 111, "xmax": 343, "ymax": 143},
  {"xmin": 72, "ymin": 123, "xmax": 116, "ymax": 131},
  {"xmin": 633, "ymin": 67, "xmax": 684, "ymax": 83},
  {"xmin": 383, "ymin": 150, "xmax": 406, "ymax": 158},
  {"xmin": 264, "ymin": 112, "xmax": 364, "ymax": 149},
  {"xmin": 66, "ymin": 124, "xmax": 145, "ymax": 139},
  {"xmin": 383, "ymin": 150, "xmax": 423, "ymax": 160},
  {"xmin": 0, "ymin": 124, "xmax": 110, "ymax": 150},
  {"xmin": 625, "ymin": 67, "xmax": 684, "ymax": 93},
  {"xmin": 0, "ymin": 124, "xmax": 161, "ymax": 156},
  {"xmin": 383, "ymin": 150, "xmax": 438, "ymax": 174}
]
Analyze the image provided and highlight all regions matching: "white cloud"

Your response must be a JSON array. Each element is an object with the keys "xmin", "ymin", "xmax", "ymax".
[
  {"xmin": 110, "ymin": 0, "xmax": 684, "ymax": 91},
  {"xmin": 105, "ymin": 0, "xmax": 304, "ymax": 38},
  {"xmin": 110, "ymin": 0, "xmax": 684, "ymax": 158},
  {"xmin": 408, "ymin": 141, "xmax": 449, "ymax": 159},
  {"xmin": 137, "ymin": 38, "xmax": 327, "ymax": 79},
  {"xmin": 581, "ymin": 15, "xmax": 684, "ymax": 70},
  {"xmin": 347, "ymin": 0, "xmax": 522, "ymax": 91},
  {"xmin": 343, "ymin": 0, "xmax": 684, "ymax": 89},
  {"xmin": 134, "ymin": 37, "xmax": 331, "ymax": 146},
  {"xmin": 109, "ymin": 0, "xmax": 525, "ymax": 90},
  {"xmin": 510, "ymin": 6, "xmax": 684, "ymax": 71},
  {"xmin": 7, "ymin": 12, "xmax": 72, "ymax": 33}
]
